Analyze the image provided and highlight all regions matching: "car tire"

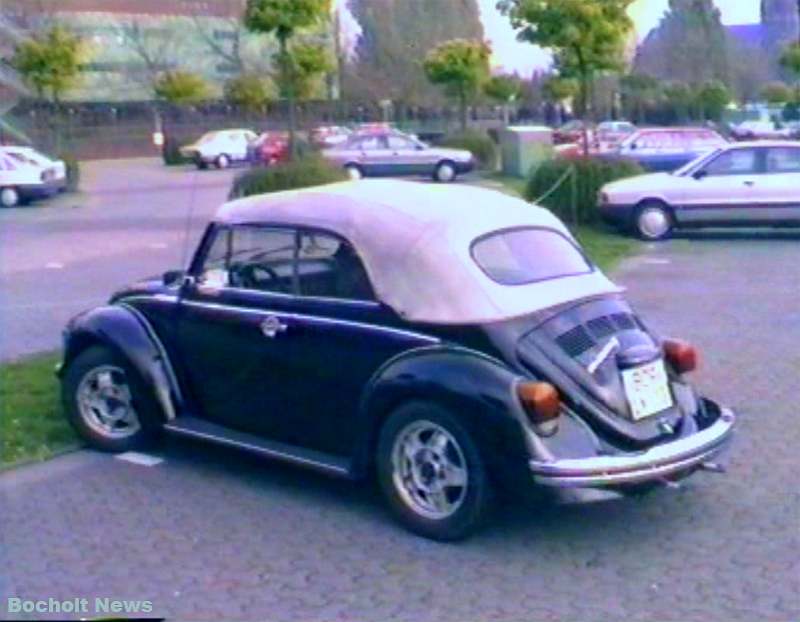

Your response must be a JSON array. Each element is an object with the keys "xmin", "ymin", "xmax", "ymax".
[
  {"xmin": 345, "ymin": 164, "xmax": 363, "ymax": 180},
  {"xmin": 62, "ymin": 345, "xmax": 162, "ymax": 453},
  {"xmin": 634, "ymin": 201, "xmax": 674, "ymax": 241},
  {"xmin": 195, "ymin": 159, "xmax": 208, "ymax": 170},
  {"xmin": 376, "ymin": 401, "xmax": 493, "ymax": 541},
  {"xmin": 434, "ymin": 161, "xmax": 457, "ymax": 183},
  {"xmin": 216, "ymin": 154, "xmax": 231, "ymax": 170},
  {"xmin": 0, "ymin": 187, "xmax": 20, "ymax": 208}
]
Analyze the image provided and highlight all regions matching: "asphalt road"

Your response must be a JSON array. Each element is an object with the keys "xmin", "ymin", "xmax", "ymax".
[
  {"xmin": 0, "ymin": 159, "xmax": 238, "ymax": 361},
  {"xmin": 2, "ymin": 226, "xmax": 799, "ymax": 620}
]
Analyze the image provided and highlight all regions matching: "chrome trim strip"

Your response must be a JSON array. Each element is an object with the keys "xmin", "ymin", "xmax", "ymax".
[
  {"xmin": 529, "ymin": 409, "xmax": 735, "ymax": 488},
  {"xmin": 119, "ymin": 302, "xmax": 182, "ymax": 421},
  {"xmin": 180, "ymin": 299, "xmax": 441, "ymax": 344},
  {"xmin": 193, "ymin": 284, "xmax": 382, "ymax": 309},
  {"xmin": 163, "ymin": 423, "xmax": 350, "ymax": 476}
]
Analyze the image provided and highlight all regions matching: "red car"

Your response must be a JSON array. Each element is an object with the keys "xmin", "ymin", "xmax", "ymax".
[{"xmin": 248, "ymin": 132, "xmax": 289, "ymax": 166}]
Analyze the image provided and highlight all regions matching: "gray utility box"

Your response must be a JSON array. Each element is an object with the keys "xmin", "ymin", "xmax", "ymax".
[{"xmin": 499, "ymin": 126, "xmax": 554, "ymax": 178}]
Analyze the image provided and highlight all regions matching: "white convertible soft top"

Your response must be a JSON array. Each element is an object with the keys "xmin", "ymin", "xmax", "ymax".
[{"xmin": 216, "ymin": 180, "xmax": 622, "ymax": 324}]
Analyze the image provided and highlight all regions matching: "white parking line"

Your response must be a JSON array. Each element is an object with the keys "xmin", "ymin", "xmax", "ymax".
[
  {"xmin": 115, "ymin": 452, "xmax": 164, "ymax": 466},
  {"xmin": 44, "ymin": 262, "xmax": 64, "ymax": 269},
  {"xmin": 643, "ymin": 258, "xmax": 671, "ymax": 265}
]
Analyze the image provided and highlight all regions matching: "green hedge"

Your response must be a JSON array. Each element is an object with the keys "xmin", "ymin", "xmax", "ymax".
[
  {"xmin": 439, "ymin": 130, "xmax": 497, "ymax": 170},
  {"xmin": 229, "ymin": 154, "xmax": 347, "ymax": 200},
  {"xmin": 525, "ymin": 157, "xmax": 644, "ymax": 225}
]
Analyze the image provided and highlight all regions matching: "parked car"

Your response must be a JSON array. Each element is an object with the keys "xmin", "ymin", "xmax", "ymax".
[
  {"xmin": 595, "ymin": 121, "xmax": 637, "ymax": 150},
  {"xmin": 0, "ymin": 146, "xmax": 62, "ymax": 207},
  {"xmin": 553, "ymin": 120, "xmax": 594, "ymax": 145},
  {"xmin": 2, "ymin": 146, "xmax": 67, "ymax": 191},
  {"xmin": 599, "ymin": 140, "xmax": 800, "ymax": 240},
  {"xmin": 730, "ymin": 120, "xmax": 793, "ymax": 141},
  {"xmin": 309, "ymin": 125, "xmax": 352, "ymax": 149},
  {"xmin": 610, "ymin": 127, "xmax": 728, "ymax": 172},
  {"xmin": 322, "ymin": 133, "xmax": 474, "ymax": 182},
  {"xmin": 179, "ymin": 129, "xmax": 258, "ymax": 170},
  {"xmin": 247, "ymin": 131, "xmax": 290, "ymax": 166},
  {"xmin": 58, "ymin": 180, "xmax": 735, "ymax": 540}
]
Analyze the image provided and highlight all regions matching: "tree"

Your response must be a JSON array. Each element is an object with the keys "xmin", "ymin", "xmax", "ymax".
[
  {"xmin": 620, "ymin": 73, "xmax": 658, "ymax": 123},
  {"xmin": 780, "ymin": 43, "xmax": 800, "ymax": 100},
  {"xmin": 244, "ymin": 0, "xmax": 332, "ymax": 157},
  {"xmin": 346, "ymin": 0, "xmax": 485, "ymax": 106},
  {"xmin": 484, "ymin": 74, "xmax": 522, "ymax": 125},
  {"xmin": 423, "ymin": 39, "xmax": 490, "ymax": 131},
  {"xmin": 542, "ymin": 75, "xmax": 578, "ymax": 103},
  {"xmin": 662, "ymin": 81, "xmax": 694, "ymax": 122},
  {"xmin": 225, "ymin": 73, "xmax": 270, "ymax": 113},
  {"xmin": 498, "ymin": 0, "xmax": 634, "ymax": 154},
  {"xmin": 694, "ymin": 80, "xmax": 730, "ymax": 122},
  {"xmin": 761, "ymin": 81, "xmax": 792, "ymax": 104},
  {"xmin": 153, "ymin": 71, "xmax": 210, "ymax": 105},
  {"xmin": 11, "ymin": 25, "xmax": 84, "ymax": 105}
]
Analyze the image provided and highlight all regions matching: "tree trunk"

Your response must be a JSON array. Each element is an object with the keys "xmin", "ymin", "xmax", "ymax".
[
  {"xmin": 459, "ymin": 86, "xmax": 467, "ymax": 132},
  {"xmin": 279, "ymin": 35, "xmax": 297, "ymax": 160},
  {"xmin": 580, "ymin": 72, "xmax": 591, "ymax": 157}
]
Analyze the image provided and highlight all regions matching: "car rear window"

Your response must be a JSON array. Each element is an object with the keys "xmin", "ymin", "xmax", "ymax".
[{"xmin": 471, "ymin": 228, "xmax": 593, "ymax": 285}]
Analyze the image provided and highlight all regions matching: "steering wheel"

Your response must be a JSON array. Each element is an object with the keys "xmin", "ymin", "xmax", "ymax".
[{"xmin": 230, "ymin": 263, "xmax": 284, "ymax": 291}]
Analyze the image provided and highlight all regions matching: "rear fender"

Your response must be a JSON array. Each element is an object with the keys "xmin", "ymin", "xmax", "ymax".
[
  {"xmin": 60, "ymin": 304, "xmax": 182, "ymax": 421},
  {"xmin": 352, "ymin": 346, "xmax": 530, "ymax": 484}
]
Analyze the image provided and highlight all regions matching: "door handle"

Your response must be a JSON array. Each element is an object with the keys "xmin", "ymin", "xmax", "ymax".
[
  {"xmin": 260, "ymin": 315, "xmax": 287, "ymax": 338},
  {"xmin": 743, "ymin": 180, "xmax": 755, "ymax": 186}
]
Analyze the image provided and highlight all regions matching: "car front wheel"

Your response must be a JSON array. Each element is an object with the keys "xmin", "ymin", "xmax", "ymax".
[
  {"xmin": 377, "ymin": 401, "xmax": 492, "ymax": 541},
  {"xmin": 635, "ymin": 201, "xmax": 673, "ymax": 241},
  {"xmin": 216, "ymin": 154, "xmax": 231, "ymax": 169},
  {"xmin": 434, "ymin": 161, "xmax": 457, "ymax": 183},
  {"xmin": 62, "ymin": 345, "xmax": 161, "ymax": 452},
  {"xmin": 345, "ymin": 164, "xmax": 363, "ymax": 180},
  {"xmin": 0, "ymin": 187, "xmax": 20, "ymax": 208}
]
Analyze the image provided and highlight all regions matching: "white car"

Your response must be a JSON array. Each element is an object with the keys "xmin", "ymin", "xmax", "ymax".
[
  {"xmin": 0, "ymin": 146, "xmax": 63, "ymax": 208},
  {"xmin": 179, "ymin": 129, "xmax": 258, "ymax": 170},
  {"xmin": 599, "ymin": 141, "xmax": 800, "ymax": 240}
]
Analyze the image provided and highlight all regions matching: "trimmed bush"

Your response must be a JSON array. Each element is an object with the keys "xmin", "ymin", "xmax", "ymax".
[
  {"xmin": 525, "ymin": 156, "xmax": 644, "ymax": 225},
  {"xmin": 162, "ymin": 135, "xmax": 190, "ymax": 166},
  {"xmin": 439, "ymin": 129, "xmax": 498, "ymax": 170},
  {"xmin": 228, "ymin": 154, "xmax": 348, "ymax": 200},
  {"xmin": 59, "ymin": 154, "xmax": 80, "ymax": 192}
]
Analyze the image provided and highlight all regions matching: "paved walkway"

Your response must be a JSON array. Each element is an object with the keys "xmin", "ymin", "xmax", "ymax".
[{"xmin": 2, "ymin": 233, "xmax": 799, "ymax": 621}]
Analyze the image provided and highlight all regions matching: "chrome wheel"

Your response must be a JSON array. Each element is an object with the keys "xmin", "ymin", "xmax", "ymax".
[
  {"xmin": 216, "ymin": 154, "xmax": 230, "ymax": 169},
  {"xmin": 436, "ymin": 163, "xmax": 456, "ymax": 183},
  {"xmin": 345, "ymin": 165, "xmax": 363, "ymax": 180},
  {"xmin": 0, "ymin": 187, "xmax": 19, "ymax": 208},
  {"xmin": 76, "ymin": 365, "xmax": 141, "ymax": 439},
  {"xmin": 391, "ymin": 420, "xmax": 469, "ymax": 520},
  {"xmin": 637, "ymin": 205, "xmax": 672, "ymax": 240}
]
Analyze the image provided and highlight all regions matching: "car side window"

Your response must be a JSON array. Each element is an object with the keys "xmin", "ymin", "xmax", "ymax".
[
  {"xmin": 296, "ymin": 231, "xmax": 375, "ymax": 301},
  {"xmin": 357, "ymin": 136, "xmax": 382, "ymax": 151},
  {"xmin": 702, "ymin": 149, "xmax": 760, "ymax": 176},
  {"xmin": 198, "ymin": 226, "xmax": 298, "ymax": 293},
  {"xmin": 766, "ymin": 148, "xmax": 800, "ymax": 173},
  {"xmin": 387, "ymin": 135, "xmax": 413, "ymax": 150}
]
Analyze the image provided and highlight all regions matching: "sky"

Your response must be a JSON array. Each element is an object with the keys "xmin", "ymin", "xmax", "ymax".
[{"xmin": 479, "ymin": 0, "xmax": 762, "ymax": 75}]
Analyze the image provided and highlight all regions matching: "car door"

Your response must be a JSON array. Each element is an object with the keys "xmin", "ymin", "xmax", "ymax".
[
  {"xmin": 357, "ymin": 135, "xmax": 394, "ymax": 175},
  {"xmin": 760, "ymin": 146, "xmax": 800, "ymax": 224},
  {"xmin": 675, "ymin": 147, "xmax": 764, "ymax": 225},
  {"xmin": 386, "ymin": 134, "xmax": 430, "ymax": 175},
  {"xmin": 175, "ymin": 224, "xmax": 301, "ymax": 441}
]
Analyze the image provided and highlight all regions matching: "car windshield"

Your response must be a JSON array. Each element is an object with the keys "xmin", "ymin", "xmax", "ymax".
[
  {"xmin": 197, "ymin": 133, "xmax": 217, "ymax": 144},
  {"xmin": 672, "ymin": 148, "xmax": 722, "ymax": 176},
  {"xmin": 471, "ymin": 228, "xmax": 593, "ymax": 286}
]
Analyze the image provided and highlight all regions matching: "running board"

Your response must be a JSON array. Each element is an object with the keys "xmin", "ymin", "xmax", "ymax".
[{"xmin": 163, "ymin": 417, "xmax": 353, "ymax": 478}]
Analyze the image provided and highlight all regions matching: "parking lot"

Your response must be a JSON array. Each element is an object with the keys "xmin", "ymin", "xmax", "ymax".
[{"xmin": 1, "ymin": 163, "xmax": 798, "ymax": 621}]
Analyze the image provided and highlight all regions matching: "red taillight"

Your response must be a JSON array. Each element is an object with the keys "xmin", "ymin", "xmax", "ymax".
[
  {"xmin": 663, "ymin": 339, "xmax": 698, "ymax": 374},
  {"xmin": 517, "ymin": 382, "xmax": 561, "ymax": 436}
]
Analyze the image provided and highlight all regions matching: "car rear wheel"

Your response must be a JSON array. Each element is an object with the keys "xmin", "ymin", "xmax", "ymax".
[
  {"xmin": 345, "ymin": 164, "xmax": 363, "ymax": 180},
  {"xmin": 434, "ymin": 161, "xmax": 457, "ymax": 183},
  {"xmin": 376, "ymin": 401, "xmax": 492, "ymax": 541},
  {"xmin": 216, "ymin": 154, "xmax": 231, "ymax": 169},
  {"xmin": 62, "ymin": 345, "xmax": 161, "ymax": 452},
  {"xmin": 635, "ymin": 201, "xmax": 673, "ymax": 241},
  {"xmin": 0, "ymin": 187, "xmax": 19, "ymax": 208}
]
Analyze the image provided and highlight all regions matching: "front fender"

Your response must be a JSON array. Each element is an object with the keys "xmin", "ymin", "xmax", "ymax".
[
  {"xmin": 352, "ymin": 346, "xmax": 531, "ymax": 484},
  {"xmin": 60, "ymin": 304, "xmax": 181, "ymax": 421}
]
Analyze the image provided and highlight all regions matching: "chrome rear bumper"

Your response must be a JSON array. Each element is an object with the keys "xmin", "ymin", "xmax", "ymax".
[{"xmin": 529, "ymin": 408, "xmax": 735, "ymax": 488}]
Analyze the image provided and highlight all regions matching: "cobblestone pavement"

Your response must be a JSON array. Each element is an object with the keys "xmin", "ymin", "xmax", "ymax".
[{"xmin": 2, "ymin": 232, "xmax": 799, "ymax": 621}]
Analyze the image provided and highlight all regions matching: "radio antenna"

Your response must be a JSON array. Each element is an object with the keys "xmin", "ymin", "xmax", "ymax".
[{"xmin": 180, "ymin": 168, "xmax": 201, "ymax": 271}]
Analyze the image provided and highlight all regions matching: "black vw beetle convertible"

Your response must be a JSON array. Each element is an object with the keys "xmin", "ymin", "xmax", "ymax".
[{"xmin": 58, "ymin": 180, "xmax": 735, "ymax": 540}]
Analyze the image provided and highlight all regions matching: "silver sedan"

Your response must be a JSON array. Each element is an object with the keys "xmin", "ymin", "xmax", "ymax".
[
  {"xmin": 322, "ymin": 133, "xmax": 475, "ymax": 182},
  {"xmin": 599, "ymin": 141, "xmax": 800, "ymax": 240}
]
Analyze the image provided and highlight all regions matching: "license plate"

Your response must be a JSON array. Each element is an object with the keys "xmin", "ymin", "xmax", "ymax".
[{"xmin": 621, "ymin": 359, "xmax": 673, "ymax": 420}]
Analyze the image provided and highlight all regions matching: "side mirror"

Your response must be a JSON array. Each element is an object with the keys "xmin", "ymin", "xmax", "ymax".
[
  {"xmin": 629, "ymin": 142, "xmax": 638, "ymax": 151},
  {"xmin": 692, "ymin": 169, "xmax": 708, "ymax": 181},
  {"xmin": 416, "ymin": 144, "xmax": 425, "ymax": 151},
  {"xmin": 162, "ymin": 269, "xmax": 184, "ymax": 286}
]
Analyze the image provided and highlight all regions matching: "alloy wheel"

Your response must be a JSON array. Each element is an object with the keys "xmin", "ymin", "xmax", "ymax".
[
  {"xmin": 76, "ymin": 365, "xmax": 141, "ymax": 439},
  {"xmin": 0, "ymin": 187, "xmax": 19, "ymax": 208},
  {"xmin": 637, "ymin": 205, "xmax": 672, "ymax": 240},
  {"xmin": 436, "ymin": 163, "xmax": 456, "ymax": 183},
  {"xmin": 390, "ymin": 420, "xmax": 469, "ymax": 520}
]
